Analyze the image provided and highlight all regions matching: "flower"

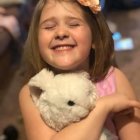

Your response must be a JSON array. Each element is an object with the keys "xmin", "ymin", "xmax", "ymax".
[{"xmin": 77, "ymin": 0, "xmax": 101, "ymax": 14}]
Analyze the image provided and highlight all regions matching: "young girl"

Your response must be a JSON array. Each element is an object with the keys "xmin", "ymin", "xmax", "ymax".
[{"xmin": 19, "ymin": 0, "xmax": 140, "ymax": 140}]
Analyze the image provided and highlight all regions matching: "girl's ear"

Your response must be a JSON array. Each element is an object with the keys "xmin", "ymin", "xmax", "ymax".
[{"xmin": 92, "ymin": 44, "xmax": 95, "ymax": 49}]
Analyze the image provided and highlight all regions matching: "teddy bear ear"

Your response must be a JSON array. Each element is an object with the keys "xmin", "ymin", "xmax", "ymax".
[
  {"xmin": 29, "ymin": 85, "xmax": 43, "ymax": 104},
  {"xmin": 28, "ymin": 68, "xmax": 54, "ymax": 104},
  {"xmin": 28, "ymin": 68, "xmax": 54, "ymax": 91}
]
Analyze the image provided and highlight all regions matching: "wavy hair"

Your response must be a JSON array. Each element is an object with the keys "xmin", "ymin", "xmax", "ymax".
[{"xmin": 22, "ymin": 0, "xmax": 115, "ymax": 83}]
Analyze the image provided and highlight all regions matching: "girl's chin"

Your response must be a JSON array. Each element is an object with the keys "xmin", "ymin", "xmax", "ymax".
[
  {"xmin": 54, "ymin": 65, "xmax": 77, "ymax": 71},
  {"xmin": 51, "ymin": 60, "xmax": 77, "ymax": 70}
]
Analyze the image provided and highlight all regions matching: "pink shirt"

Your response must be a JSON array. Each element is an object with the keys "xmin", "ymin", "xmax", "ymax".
[{"xmin": 95, "ymin": 67, "xmax": 119, "ymax": 139}]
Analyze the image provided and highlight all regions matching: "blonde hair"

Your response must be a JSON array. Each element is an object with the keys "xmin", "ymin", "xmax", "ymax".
[{"xmin": 22, "ymin": 0, "xmax": 115, "ymax": 82}]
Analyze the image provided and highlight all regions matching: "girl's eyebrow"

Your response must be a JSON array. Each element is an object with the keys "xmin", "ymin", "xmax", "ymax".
[
  {"xmin": 66, "ymin": 16, "xmax": 84, "ymax": 22},
  {"xmin": 40, "ymin": 17, "xmax": 56, "ymax": 26}
]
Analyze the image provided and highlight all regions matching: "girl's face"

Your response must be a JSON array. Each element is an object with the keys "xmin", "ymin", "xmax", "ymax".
[{"xmin": 38, "ymin": 1, "xmax": 92, "ymax": 72}]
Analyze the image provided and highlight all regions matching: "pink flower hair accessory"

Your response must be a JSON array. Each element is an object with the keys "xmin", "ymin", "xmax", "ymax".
[{"xmin": 77, "ymin": 0, "xmax": 101, "ymax": 14}]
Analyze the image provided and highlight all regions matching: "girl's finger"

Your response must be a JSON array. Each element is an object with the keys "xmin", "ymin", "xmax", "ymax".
[{"xmin": 130, "ymin": 100, "xmax": 140, "ymax": 109}]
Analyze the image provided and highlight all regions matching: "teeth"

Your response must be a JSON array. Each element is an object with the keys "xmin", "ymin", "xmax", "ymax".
[{"xmin": 54, "ymin": 46, "xmax": 73, "ymax": 51}]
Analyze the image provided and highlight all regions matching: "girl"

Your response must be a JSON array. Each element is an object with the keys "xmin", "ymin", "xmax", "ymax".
[{"xmin": 19, "ymin": 0, "xmax": 140, "ymax": 140}]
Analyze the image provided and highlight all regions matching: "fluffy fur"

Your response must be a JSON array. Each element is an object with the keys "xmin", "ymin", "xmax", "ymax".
[{"xmin": 28, "ymin": 68, "xmax": 118, "ymax": 140}]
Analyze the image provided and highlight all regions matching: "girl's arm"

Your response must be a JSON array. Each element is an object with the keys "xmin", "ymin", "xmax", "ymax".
[
  {"xmin": 114, "ymin": 68, "xmax": 140, "ymax": 140},
  {"xmin": 19, "ymin": 85, "xmax": 109, "ymax": 140},
  {"xmin": 19, "ymin": 78, "xmax": 140, "ymax": 140}
]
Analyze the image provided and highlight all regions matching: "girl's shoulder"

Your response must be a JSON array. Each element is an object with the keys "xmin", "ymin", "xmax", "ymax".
[
  {"xmin": 95, "ymin": 67, "xmax": 116, "ymax": 97},
  {"xmin": 114, "ymin": 67, "xmax": 136, "ymax": 99},
  {"xmin": 19, "ymin": 84, "xmax": 29, "ymax": 96},
  {"xmin": 96, "ymin": 67, "xmax": 137, "ymax": 99},
  {"xmin": 19, "ymin": 84, "xmax": 31, "ymax": 106}
]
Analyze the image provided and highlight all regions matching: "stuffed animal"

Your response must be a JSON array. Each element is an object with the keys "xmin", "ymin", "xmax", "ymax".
[{"xmin": 28, "ymin": 68, "xmax": 118, "ymax": 140}]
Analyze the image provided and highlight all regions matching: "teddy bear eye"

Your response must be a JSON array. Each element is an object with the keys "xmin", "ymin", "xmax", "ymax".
[{"xmin": 67, "ymin": 100, "xmax": 75, "ymax": 106}]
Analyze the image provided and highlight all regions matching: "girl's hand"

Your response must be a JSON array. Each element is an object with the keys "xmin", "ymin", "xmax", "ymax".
[{"xmin": 96, "ymin": 93, "xmax": 140, "ymax": 114}]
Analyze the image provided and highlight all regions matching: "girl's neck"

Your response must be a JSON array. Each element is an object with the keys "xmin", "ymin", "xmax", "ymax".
[{"xmin": 48, "ymin": 65, "xmax": 90, "ymax": 75}]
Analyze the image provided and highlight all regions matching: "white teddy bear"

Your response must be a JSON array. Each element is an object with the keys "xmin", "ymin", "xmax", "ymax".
[{"xmin": 28, "ymin": 68, "xmax": 118, "ymax": 140}]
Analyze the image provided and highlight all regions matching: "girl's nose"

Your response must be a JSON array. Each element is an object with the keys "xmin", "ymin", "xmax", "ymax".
[{"xmin": 54, "ymin": 28, "xmax": 69, "ymax": 40}]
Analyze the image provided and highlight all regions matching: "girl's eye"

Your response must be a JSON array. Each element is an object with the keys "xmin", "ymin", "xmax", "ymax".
[
  {"xmin": 69, "ymin": 22, "xmax": 80, "ymax": 27},
  {"xmin": 43, "ymin": 22, "xmax": 56, "ymax": 30},
  {"xmin": 44, "ymin": 25, "xmax": 56, "ymax": 30},
  {"xmin": 68, "ymin": 19, "xmax": 80, "ymax": 27},
  {"xmin": 45, "ymin": 26, "xmax": 55, "ymax": 30}
]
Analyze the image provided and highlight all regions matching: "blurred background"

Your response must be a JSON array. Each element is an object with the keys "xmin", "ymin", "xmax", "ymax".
[{"xmin": 0, "ymin": 0, "xmax": 140, "ymax": 140}]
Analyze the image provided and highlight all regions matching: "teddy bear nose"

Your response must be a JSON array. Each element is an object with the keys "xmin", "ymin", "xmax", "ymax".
[{"xmin": 67, "ymin": 100, "xmax": 75, "ymax": 106}]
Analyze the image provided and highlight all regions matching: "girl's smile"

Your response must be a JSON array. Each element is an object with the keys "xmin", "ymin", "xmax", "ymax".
[
  {"xmin": 50, "ymin": 38, "xmax": 77, "ymax": 52},
  {"xmin": 38, "ymin": 1, "xmax": 92, "ymax": 71}
]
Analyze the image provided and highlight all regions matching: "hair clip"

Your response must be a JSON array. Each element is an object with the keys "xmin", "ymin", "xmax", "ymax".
[{"xmin": 77, "ymin": 0, "xmax": 101, "ymax": 14}]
